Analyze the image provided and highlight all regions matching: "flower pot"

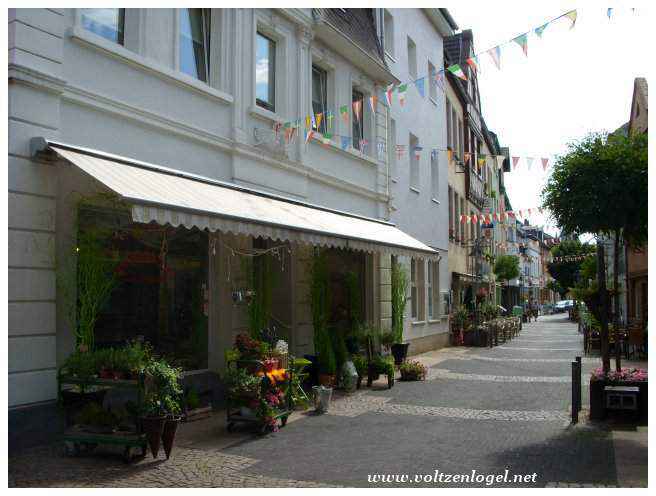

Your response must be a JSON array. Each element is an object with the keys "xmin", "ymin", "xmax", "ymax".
[
  {"xmin": 312, "ymin": 385, "xmax": 333, "ymax": 413},
  {"xmin": 161, "ymin": 416, "xmax": 181, "ymax": 460},
  {"xmin": 390, "ymin": 343, "xmax": 410, "ymax": 366},
  {"xmin": 318, "ymin": 373, "xmax": 335, "ymax": 387},
  {"xmin": 141, "ymin": 415, "xmax": 166, "ymax": 458}
]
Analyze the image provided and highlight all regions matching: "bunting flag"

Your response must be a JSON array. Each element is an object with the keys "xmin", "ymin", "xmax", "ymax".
[
  {"xmin": 435, "ymin": 69, "xmax": 445, "ymax": 91},
  {"xmin": 340, "ymin": 136, "xmax": 350, "ymax": 151},
  {"xmin": 369, "ymin": 95, "xmax": 378, "ymax": 114},
  {"xmin": 359, "ymin": 139, "xmax": 368, "ymax": 154},
  {"xmin": 326, "ymin": 111, "xmax": 334, "ymax": 130},
  {"xmin": 541, "ymin": 157, "xmax": 549, "ymax": 170},
  {"xmin": 430, "ymin": 148, "xmax": 438, "ymax": 161},
  {"xmin": 414, "ymin": 146, "xmax": 423, "ymax": 159},
  {"xmin": 447, "ymin": 64, "xmax": 467, "ymax": 81},
  {"xmin": 315, "ymin": 113, "xmax": 323, "ymax": 131},
  {"xmin": 339, "ymin": 105, "xmax": 349, "ymax": 125},
  {"xmin": 512, "ymin": 156, "xmax": 520, "ymax": 169},
  {"xmin": 464, "ymin": 152, "xmax": 471, "ymax": 164},
  {"xmin": 305, "ymin": 130, "xmax": 314, "ymax": 144},
  {"xmin": 534, "ymin": 22, "xmax": 549, "ymax": 38},
  {"xmin": 487, "ymin": 46, "xmax": 501, "ymax": 70},
  {"xmin": 513, "ymin": 33, "xmax": 528, "ymax": 57},
  {"xmin": 607, "ymin": 8, "xmax": 612, "ymax": 19},
  {"xmin": 478, "ymin": 157, "xmax": 485, "ymax": 167},
  {"xmin": 321, "ymin": 133, "xmax": 331, "ymax": 147},
  {"xmin": 526, "ymin": 157, "xmax": 534, "ymax": 170},
  {"xmin": 460, "ymin": 214, "xmax": 466, "ymax": 224},
  {"xmin": 466, "ymin": 56, "xmax": 479, "ymax": 72},
  {"xmin": 396, "ymin": 144, "xmax": 405, "ymax": 160},
  {"xmin": 447, "ymin": 149, "xmax": 453, "ymax": 163},
  {"xmin": 352, "ymin": 100, "xmax": 362, "ymax": 123},
  {"xmin": 565, "ymin": 10, "xmax": 577, "ymax": 29},
  {"xmin": 496, "ymin": 155, "xmax": 505, "ymax": 170},
  {"xmin": 398, "ymin": 84, "xmax": 408, "ymax": 106},
  {"xmin": 385, "ymin": 84, "xmax": 395, "ymax": 106},
  {"xmin": 310, "ymin": 113, "xmax": 317, "ymax": 129},
  {"xmin": 414, "ymin": 77, "xmax": 426, "ymax": 98}
]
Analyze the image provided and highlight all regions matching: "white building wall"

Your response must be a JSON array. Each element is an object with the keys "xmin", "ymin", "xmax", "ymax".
[{"xmin": 382, "ymin": 9, "xmax": 450, "ymax": 348}]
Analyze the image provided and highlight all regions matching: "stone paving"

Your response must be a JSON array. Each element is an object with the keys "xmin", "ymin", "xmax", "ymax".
[{"xmin": 8, "ymin": 314, "xmax": 647, "ymax": 487}]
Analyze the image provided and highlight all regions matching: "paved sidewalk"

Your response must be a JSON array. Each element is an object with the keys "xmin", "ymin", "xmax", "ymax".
[{"xmin": 8, "ymin": 314, "xmax": 647, "ymax": 487}]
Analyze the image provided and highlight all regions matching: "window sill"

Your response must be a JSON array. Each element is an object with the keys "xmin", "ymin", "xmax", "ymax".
[
  {"xmin": 427, "ymin": 319, "xmax": 442, "ymax": 324},
  {"xmin": 309, "ymin": 136, "xmax": 380, "ymax": 167},
  {"xmin": 429, "ymin": 97, "xmax": 439, "ymax": 106},
  {"xmin": 68, "ymin": 25, "xmax": 234, "ymax": 105},
  {"xmin": 411, "ymin": 320, "xmax": 426, "ymax": 326},
  {"xmin": 249, "ymin": 104, "xmax": 284, "ymax": 124},
  {"xmin": 431, "ymin": 198, "xmax": 440, "ymax": 205},
  {"xmin": 391, "ymin": 178, "xmax": 398, "ymax": 183},
  {"xmin": 385, "ymin": 52, "xmax": 397, "ymax": 64},
  {"xmin": 410, "ymin": 187, "xmax": 421, "ymax": 194}
]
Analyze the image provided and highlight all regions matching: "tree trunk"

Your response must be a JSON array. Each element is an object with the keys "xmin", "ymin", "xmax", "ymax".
[
  {"xmin": 613, "ymin": 230, "xmax": 622, "ymax": 371},
  {"xmin": 597, "ymin": 242, "xmax": 610, "ymax": 374}
]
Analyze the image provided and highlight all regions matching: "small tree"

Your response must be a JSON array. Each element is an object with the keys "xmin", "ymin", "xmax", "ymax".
[
  {"xmin": 542, "ymin": 131, "xmax": 647, "ymax": 373},
  {"xmin": 391, "ymin": 261, "xmax": 409, "ymax": 344},
  {"xmin": 493, "ymin": 255, "xmax": 520, "ymax": 310},
  {"xmin": 546, "ymin": 240, "xmax": 596, "ymax": 297}
]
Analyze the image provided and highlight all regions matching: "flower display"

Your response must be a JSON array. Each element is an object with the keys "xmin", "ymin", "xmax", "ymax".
[{"xmin": 591, "ymin": 367, "xmax": 648, "ymax": 382}]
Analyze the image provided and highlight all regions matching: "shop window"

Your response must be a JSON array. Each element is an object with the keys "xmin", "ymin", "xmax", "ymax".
[
  {"xmin": 179, "ymin": 8, "xmax": 211, "ymax": 83},
  {"xmin": 410, "ymin": 258, "xmax": 425, "ymax": 321},
  {"xmin": 80, "ymin": 8, "xmax": 125, "ymax": 44},
  {"xmin": 428, "ymin": 260, "xmax": 440, "ymax": 319},
  {"xmin": 256, "ymin": 31, "xmax": 276, "ymax": 112},
  {"xmin": 78, "ymin": 208, "xmax": 209, "ymax": 370}
]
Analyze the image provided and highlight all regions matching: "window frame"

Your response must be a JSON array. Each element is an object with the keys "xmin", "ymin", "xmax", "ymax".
[
  {"xmin": 311, "ymin": 64, "xmax": 328, "ymax": 134},
  {"xmin": 383, "ymin": 10, "xmax": 395, "ymax": 59},
  {"xmin": 407, "ymin": 36, "xmax": 417, "ymax": 80},
  {"xmin": 388, "ymin": 117, "xmax": 397, "ymax": 180},
  {"xmin": 409, "ymin": 132, "xmax": 419, "ymax": 191},
  {"xmin": 352, "ymin": 87, "xmax": 365, "ymax": 151},
  {"xmin": 431, "ymin": 150, "xmax": 439, "ymax": 200},
  {"xmin": 428, "ymin": 60, "xmax": 437, "ymax": 101},
  {"xmin": 410, "ymin": 259, "xmax": 418, "ymax": 320},
  {"xmin": 178, "ymin": 8, "xmax": 211, "ymax": 83},
  {"xmin": 255, "ymin": 31, "xmax": 276, "ymax": 113},
  {"xmin": 79, "ymin": 8, "xmax": 125, "ymax": 45}
]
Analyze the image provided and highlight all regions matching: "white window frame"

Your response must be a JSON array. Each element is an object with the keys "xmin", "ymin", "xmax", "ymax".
[
  {"xmin": 388, "ymin": 118, "xmax": 397, "ymax": 181},
  {"xmin": 431, "ymin": 151, "xmax": 439, "ymax": 201},
  {"xmin": 428, "ymin": 260, "xmax": 440, "ymax": 319},
  {"xmin": 428, "ymin": 60, "xmax": 437, "ymax": 102},
  {"xmin": 383, "ymin": 9, "xmax": 395, "ymax": 60},
  {"xmin": 252, "ymin": 16, "xmax": 289, "ymax": 120},
  {"xmin": 176, "ymin": 8, "xmax": 211, "ymax": 84},
  {"xmin": 407, "ymin": 36, "xmax": 417, "ymax": 80},
  {"xmin": 409, "ymin": 132, "xmax": 419, "ymax": 191},
  {"xmin": 411, "ymin": 259, "xmax": 418, "ymax": 320}
]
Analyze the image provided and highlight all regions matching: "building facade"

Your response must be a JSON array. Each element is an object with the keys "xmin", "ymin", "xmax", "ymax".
[{"xmin": 8, "ymin": 7, "xmax": 456, "ymax": 449}]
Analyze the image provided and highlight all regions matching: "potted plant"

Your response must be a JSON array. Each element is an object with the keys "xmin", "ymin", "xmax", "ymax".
[
  {"xmin": 390, "ymin": 261, "xmax": 410, "ymax": 365},
  {"xmin": 399, "ymin": 360, "xmax": 428, "ymax": 381},
  {"xmin": 141, "ymin": 358, "xmax": 182, "ymax": 459},
  {"xmin": 589, "ymin": 367, "xmax": 648, "ymax": 423},
  {"xmin": 370, "ymin": 355, "xmax": 395, "ymax": 389}
]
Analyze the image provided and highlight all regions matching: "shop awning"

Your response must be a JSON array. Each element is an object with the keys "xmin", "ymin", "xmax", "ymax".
[{"xmin": 36, "ymin": 139, "xmax": 438, "ymax": 259}]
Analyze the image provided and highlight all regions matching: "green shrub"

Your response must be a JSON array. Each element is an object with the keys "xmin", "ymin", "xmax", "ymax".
[{"xmin": 399, "ymin": 360, "xmax": 428, "ymax": 381}]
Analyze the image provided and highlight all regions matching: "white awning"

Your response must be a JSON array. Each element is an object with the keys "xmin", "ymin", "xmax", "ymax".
[{"xmin": 41, "ymin": 140, "xmax": 438, "ymax": 259}]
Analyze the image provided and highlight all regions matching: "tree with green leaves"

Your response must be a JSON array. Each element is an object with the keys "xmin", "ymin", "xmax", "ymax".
[
  {"xmin": 542, "ymin": 131, "xmax": 647, "ymax": 373},
  {"xmin": 493, "ymin": 255, "xmax": 520, "ymax": 310},
  {"xmin": 546, "ymin": 240, "xmax": 596, "ymax": 297}
]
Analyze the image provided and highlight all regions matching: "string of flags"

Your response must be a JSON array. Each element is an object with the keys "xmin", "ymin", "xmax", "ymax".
[
  {"xmin": 551, "ymin": 254, "xmax": 593, "ymax": 263},
  {"xmin": 459, "ymin": 207, "xmax": 546, "ymax": 225}
]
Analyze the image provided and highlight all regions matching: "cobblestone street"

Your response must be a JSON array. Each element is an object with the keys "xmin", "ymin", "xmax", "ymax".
[{"xmin": 8, "ymin": 314, "xmax": 647, "ymax": 487}]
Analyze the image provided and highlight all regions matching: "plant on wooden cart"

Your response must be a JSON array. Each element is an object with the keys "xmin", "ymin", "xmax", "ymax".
[
  {"xmin": 399, "ymin": 360, "xmax": 428, "ymax": 381},
  {"xmin": 453, "ymin": 306, "xmax": 469, "ymax": 331},
  {"xmin": 243, "ymin": 253, "xmax": 274, "ymax": 339},
  {"xmin": 351, "ymin": 354, "xmax": 368, "ymax": 379}
]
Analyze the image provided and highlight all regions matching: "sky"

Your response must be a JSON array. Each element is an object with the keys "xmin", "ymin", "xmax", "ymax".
[{"xmin": 449, "ymin": 3, "xmax": 650, "ymax": 236}]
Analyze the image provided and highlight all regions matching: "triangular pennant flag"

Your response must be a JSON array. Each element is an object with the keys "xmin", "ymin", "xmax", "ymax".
[
  {"xmin": 487, "ymin": 46, "xmax": 501, "ymax": 70},
  {"xmin": 369, "ymin": 95, "xmax": 378, "ymax": 113},
  {"xmin": 565, "ymin": 10, "xmax": 577, "ymax": 29},
  {"xmin": 472, "ymin": 214, "xmax": 478, "ymax": 224},
  {"xmin": 398, "ymin": 84, "xmax": 408, "ymax": 106},
  {"xmin": 340, "ymin": 105, "xmax": 349, "ymax": 125},
  {"xmin": 311, "ymin": 113, "xmax": 317, "ymax": 129},
  {"xmin": 512, "ymin": 156, "xmax": 520, "ymax": 169},
  {"xmin": 385, "ymin": 84, "xmax": 395, "ymax": 107},
  {"xmin": 478, "ymin": 157, "xmax": 485, "ymax": 167},
  {"xmin": 496, "ymin": 155, "xmax": 505, "ymax": 170},
  {"xmin": 315, "ymin": 113, "xmax": 323, "ymax": 130},
  {"xmin": 526, "ymin": 157, "xmax": 534, "ymax": 170},
  {"xmin": 305, "ymin": 115, "xmax": 311, "ymax": 129},
  {"xmin": 352, "ymin": 100, "xmax": 362, "ymax": 123},
  {"xmin": 534, "ymin": 22, "xmax": 549, "ymax": 38},
  {"xmin": 305, "ymin": 130, "xmax": 314, "ymax": 144},
  {"xmin": 607, "ymin": 8, "xmax": 612, "ymax": 19},
  {"xmin": 541, "ymin": 158, "xmax": 549, "ymax": 170},
  {"xmin": 326, "ymin": 111, "xmax": 334, "ymax": 130},
  {"xmin": 447, "ymin": 64, "xmax": 467, "ymax": 81},
  {"xmin": 414, "ymin": 77, "xmax": 426, "ymax": 97},
  {"xmin": 460, "ymin": 215, "xmax": 466, "ymax": 224},
  {"xmin": 466, "ymin": 57, "xmax": 478, "ymax": 72},
  {"xmin": 321, "ymin": 133, "xmax": 331, "ymax": 147},
  {"xmin": 513, "ymin": 33, "xmax": 528, "ymax": 57},
  {"xmin": 341, "ymin": 136, "xmax": 350, "ymax": 150},
  {"xmin": 435, "ymin": 69, "xmax": 445, "ymax": 90}
]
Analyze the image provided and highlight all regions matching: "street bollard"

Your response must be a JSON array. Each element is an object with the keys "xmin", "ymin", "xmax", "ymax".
[
  {"xmin": 571, "ymin": 360, "xmax": 581, "ymax": 423},
  {"xmin": 576, "ymin": 356, "xmax": 582, "ymax": 416}
]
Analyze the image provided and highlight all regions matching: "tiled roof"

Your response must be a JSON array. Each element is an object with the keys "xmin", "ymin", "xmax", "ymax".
[{"xmin": 314, "ymin": 9, "xmax": 386, "ymax": 67}]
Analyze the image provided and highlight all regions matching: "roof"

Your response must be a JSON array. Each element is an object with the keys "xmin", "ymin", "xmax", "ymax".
[
  {"xmin": 35, "ymin": 139, "xmax": 437, "ymax": 258},
  {"xmin": 439, "ymin": 8, "xmax": 459, "ymax": 31},
  {"xmin": 314, "ymin": 9, "xmax": 386, "ymax": 67}
]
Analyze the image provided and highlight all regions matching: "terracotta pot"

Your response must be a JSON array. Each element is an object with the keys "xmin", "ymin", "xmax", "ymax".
[
  {"xmin": 141, "ymin": 416, "xmax": 166, "ymax": 458},
  {"xmin": 161, "ymin": 416, "xmax": 181, "ymax": 460},
  {"xmin": 318, "ymin": 373, "xmax": 335, "ymax": 387}
]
